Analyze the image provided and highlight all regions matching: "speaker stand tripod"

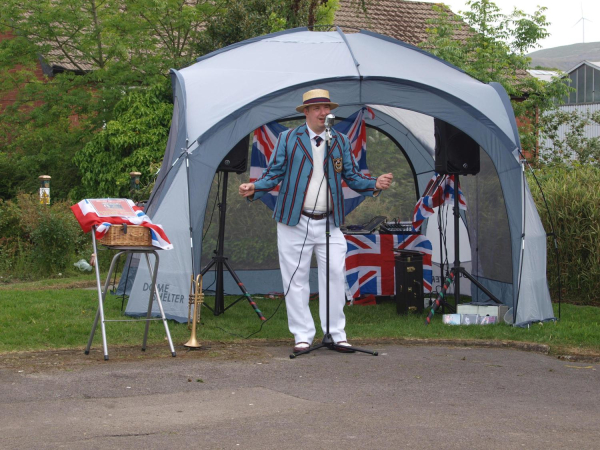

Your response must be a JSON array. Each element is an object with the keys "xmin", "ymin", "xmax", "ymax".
[
  {"xmin": 200, "ymin": 171, "xmax": 265, "ymax": 321},
  {"xmin": 426, "ymin": 174, "xmax": 500, "ymax": 324},
  {"xmin": 290, "ymin": 124, "xmax": 377, "ymax": 359}
]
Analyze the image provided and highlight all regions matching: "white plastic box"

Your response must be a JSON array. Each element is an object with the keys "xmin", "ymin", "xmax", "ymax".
[{"xmin": 457, "ymin": 304, "xmax": 509, "ymax": 323}]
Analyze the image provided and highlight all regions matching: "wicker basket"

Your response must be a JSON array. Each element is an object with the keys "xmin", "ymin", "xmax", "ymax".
[{"xmin": 99, "ymin": 225, "xmax": 152, "ymax": 247}]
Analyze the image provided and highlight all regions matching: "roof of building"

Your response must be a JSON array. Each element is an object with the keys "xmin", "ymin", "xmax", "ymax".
[
  {"xmin": 335, "ymin": 0, "xmax": 471, "ymax": 45},
  {"xmin": 335, "ymin": 1, "xmax": 534, "ymax": 83},
  {"xmin": 566, "ymin": 60, "xmax": 600, "ymax": 74},
  {"xmin": 527, "ymin": 69, "xmax": 561, "ymax": 82},
  {"xmin": 43, "ymin": 48, "xmax": 94, "ymax": 74}
]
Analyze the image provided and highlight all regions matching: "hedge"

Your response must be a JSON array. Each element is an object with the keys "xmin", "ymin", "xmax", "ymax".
[{"xmin": 527, "ymin": 165, "xmax": 600, "ymax": 305}]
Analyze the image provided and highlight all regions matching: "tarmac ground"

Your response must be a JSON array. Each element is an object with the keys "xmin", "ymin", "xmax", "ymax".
[{"xmin": 1, "ymin": 341, "xmax": 599, "ymax": 449}]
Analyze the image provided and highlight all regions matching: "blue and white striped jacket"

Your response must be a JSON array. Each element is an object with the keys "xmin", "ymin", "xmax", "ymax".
[{"xmin": 252, "ymin": 123, "xmax": 378, "ymax": 227}]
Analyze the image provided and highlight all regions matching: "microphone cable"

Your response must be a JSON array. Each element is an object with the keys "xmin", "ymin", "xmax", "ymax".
[{"xmin": 211, "ymin": 136, "xmax": 330, "ymax": 339}]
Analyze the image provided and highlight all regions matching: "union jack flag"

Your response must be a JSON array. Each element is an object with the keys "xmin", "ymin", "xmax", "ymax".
[
  {"xmin": 345, "ymin": 233, "xmax": 433, "ymax": 299},
  {"xmin": 444, "ymin": 175, "xmax": 467, "ymax": 209},
  {"xmin": 412, "ymin": 174, "xmax": 467, "ymax": 232},
  {"xmin": 250, "ymin": 107, "xmax": 374, "ymax": 215}
]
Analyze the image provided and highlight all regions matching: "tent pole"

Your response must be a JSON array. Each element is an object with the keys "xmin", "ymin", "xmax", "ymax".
[
  {"xmin": 525, "ymin": 159, "xmax": 562, "ymax": 320},
  {"xmin": 438, "ymin": 209, "xmax": 444, "ymax": 309},
  {"xmin": 185, "ymin": 150, "xmax": 196, "ymax": 280},
  {"xmin": 514, "ymin": 159, "xmax": 527, "ymax": 325},
  {"xmin": 214, "ymin": 171, "xmax": 229, "ymax": 315}
]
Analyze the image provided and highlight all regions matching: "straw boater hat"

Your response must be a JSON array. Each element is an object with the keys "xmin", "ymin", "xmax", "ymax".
[{"xmin": 295, "ymin": 89, "xmax": 339, "ymax": 113}]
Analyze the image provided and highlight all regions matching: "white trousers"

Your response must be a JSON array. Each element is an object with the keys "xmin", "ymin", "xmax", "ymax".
[{"xmin": 277, "ymin": 214, "xmax": 348, "ymax": 344}]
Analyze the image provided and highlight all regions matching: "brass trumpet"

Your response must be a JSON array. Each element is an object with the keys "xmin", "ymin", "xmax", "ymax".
[{"xmin": 184, "ymin": 274, "xmax": 204, "ymax": 348}]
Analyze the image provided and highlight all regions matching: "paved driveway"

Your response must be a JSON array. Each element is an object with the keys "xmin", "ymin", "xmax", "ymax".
[{"xmin": 1, "ymin": 343, "xmax": 599, "ymax": 449}]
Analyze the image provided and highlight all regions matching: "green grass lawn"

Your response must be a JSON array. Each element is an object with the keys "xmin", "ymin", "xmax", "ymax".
[
  {"xmin": 0, "ymin": 271, "xmax": 103, "ymax": 291},
  {"xmin": 1, "ymin": 281, "xmax": 599, "ymax": 357}
]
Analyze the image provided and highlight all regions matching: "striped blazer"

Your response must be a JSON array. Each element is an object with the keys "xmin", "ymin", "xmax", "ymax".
[{"xmin": 252, "ymin": 123, "xmax": 378, "ymax": 227}]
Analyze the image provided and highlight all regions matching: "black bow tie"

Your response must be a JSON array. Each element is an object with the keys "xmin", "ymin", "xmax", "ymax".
[{"xmin": 314, "ymin": 136, "xmax": 323, "ymax": 147}]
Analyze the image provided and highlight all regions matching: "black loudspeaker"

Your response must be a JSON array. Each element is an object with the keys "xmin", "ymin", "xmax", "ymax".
[
  {"xmin": 434, "ymin": 119, "xmax": 480, "ymax": 175},
  {"xmin": 217, "ymin": 135, "xmax": 249, "ymax": 174},
  {"xmin": 394, "ymin": 250, "xmax": 424, "ymax": 314}
]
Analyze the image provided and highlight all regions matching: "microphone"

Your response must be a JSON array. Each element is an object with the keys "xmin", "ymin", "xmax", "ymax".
[{"xmin": 325, "ymin": 113, "xmax": 335, "ymax": 129}]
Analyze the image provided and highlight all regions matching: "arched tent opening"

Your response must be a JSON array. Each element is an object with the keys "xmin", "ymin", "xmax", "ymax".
[
  {"xmin": 121, "ymin": 28, "xmax": 555, "ymax": 327},
  {"xmin": 196, "ymin": 112, "xmax": 425, "ymax": 295}
]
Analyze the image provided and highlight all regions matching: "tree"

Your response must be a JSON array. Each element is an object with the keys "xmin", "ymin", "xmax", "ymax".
[
  {"xmin": 0, "ymin": 0, "xmax": 217, "ymax": 200},
  {"xmin": 0, "ymin": 45, "xmax": 99, "ymax": 199},
  {"xmin": 72, "ymin": 81, "xmax": 174, "ymax": 199},
  {"xmin": 420, "ymin": 0, "xmax": 571, "ymax": 157},
  {"xmin": 0, "ymin": 0, "xmax": 338, "ymax": 201},
  {"xmin": 197, "ymin": 0, "xmax": 337, "ymax": 54},
  {"xmin": 539, "ymin": 109, "xmax": 600, "ymax": 166},
  {"xmin": 75, "ymin": 0, "xmax": 338, "ymax": 199}
]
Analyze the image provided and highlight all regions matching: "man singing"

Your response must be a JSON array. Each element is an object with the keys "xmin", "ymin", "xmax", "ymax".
[{"xmin": 239, "ymin": 89, "xmax": 393, "ymax": 353}]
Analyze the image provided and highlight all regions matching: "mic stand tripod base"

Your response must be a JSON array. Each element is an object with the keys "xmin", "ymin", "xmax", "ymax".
[{"xmin": 289, "ymin": 334, "xmax": 378, "ymax": 359}]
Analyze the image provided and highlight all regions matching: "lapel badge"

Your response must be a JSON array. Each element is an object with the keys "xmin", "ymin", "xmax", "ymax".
[{"xmin": 333, "ymin": 157, "xmax": 343, "ymax": 173}]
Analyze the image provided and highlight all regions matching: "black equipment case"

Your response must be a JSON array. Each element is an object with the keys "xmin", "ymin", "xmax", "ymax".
[{"xmin": 394, "ymin": 250, "xmax": 424, "ymax": 314}]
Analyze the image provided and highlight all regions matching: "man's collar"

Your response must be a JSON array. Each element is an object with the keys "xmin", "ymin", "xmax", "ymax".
[{"xmin": 306, "ymin": 123, "xmax": 326, "ymax": 141}]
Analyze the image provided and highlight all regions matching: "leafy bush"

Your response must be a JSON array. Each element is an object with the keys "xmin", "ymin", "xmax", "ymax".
[
  {"xmin": 528, "ymin": 165, "xmax": 600, "ymax": 304},
  {"xmin": 539, "ymin": 109, "xmax": 600, "ymax": 166},
  {"xmin": 0, "ymin": 195, "xmax": 89, "ymax": 279},
  {"xmin": 30, "ymin": 206, "xmax": 85, "ymax": 272}
]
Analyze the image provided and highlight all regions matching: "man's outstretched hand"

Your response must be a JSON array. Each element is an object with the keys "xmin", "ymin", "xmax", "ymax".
[
  {"xmin": 376, "ymin": 173, "xmax": 393, "ymax": 190},
  {"xmin": 239, "ymin": 183, "xmax": 255, "ymax": 198}
]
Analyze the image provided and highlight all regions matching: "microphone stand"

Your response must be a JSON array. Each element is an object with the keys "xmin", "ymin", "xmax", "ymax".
[{"xmin": 291, "ymin": 118, "xmax": 377, "ymax": 358}]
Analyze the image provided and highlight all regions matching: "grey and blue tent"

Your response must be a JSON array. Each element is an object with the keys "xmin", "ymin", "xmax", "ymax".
[{"xmin": 122, "ymin": 28, "xmax": 555, "ymax": 327}]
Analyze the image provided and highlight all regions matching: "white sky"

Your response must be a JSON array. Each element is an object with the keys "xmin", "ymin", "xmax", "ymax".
[{"xmin": 437, "ymin": 0, "xmax": 599, "ymax": 51}]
